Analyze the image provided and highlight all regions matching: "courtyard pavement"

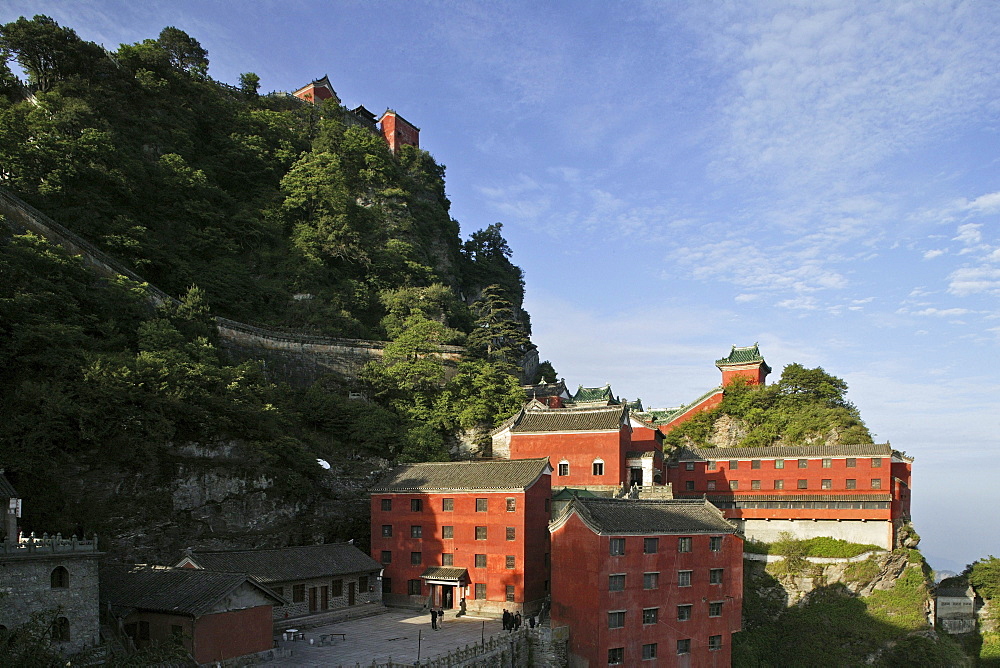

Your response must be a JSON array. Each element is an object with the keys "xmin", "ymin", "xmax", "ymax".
[{"xmin": 260, "ymin": 609, "xmax": 509, "ymax": 667}]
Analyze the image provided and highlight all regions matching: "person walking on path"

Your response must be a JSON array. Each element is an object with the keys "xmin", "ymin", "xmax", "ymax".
[
  {"xmin": 514, "ymin": 611, "xmax": 522, "ymax": 630},
  {"xmin": 502, "ymin": 609, "xmax": 511, "ymax": 631},
  {"xmin": 437, "ymin": 607, "xmax": 445, "ymax": 628},
  {"xmin": 528, "ymin": 615, "xmax": 536, "ymax": 629},
  {"xmin": 430, "ymin": 607, "xmax": 438, "ymax": 630}
]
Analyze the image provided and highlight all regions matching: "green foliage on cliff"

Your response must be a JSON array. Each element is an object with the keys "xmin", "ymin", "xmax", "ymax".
[{"xmin": 664, "ymin": 363, "xmax": 873, "ymax": 449}]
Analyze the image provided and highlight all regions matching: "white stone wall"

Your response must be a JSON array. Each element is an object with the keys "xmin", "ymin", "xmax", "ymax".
[{"xmin": 737, "ymin": 519, "xmax": 893, "ymax": 549}]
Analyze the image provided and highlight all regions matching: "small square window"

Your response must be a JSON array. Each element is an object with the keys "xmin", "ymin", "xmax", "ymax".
[
  {"xmin": 707, "ymin": 461, "xmax": 717, "ymax": 470},
  {"xmin": 798, "ymin": 479, "xmax": 808, "ymax": 489},
  {"xmin": 608, "ymin": 647, "xmax": 624, "ymax": 664},
  {"xmin": 871, "ymin": 478, "xmax": 882, "ymax": 489},
  {"xmin": 846, "ymin": 478, "xmax": 857, "ymax": 489},
  {"xmin": 506, "ymin": 497, "xmax": 516, "ymax": 512},
  {"xmin": 505, "ymin": 585, "xmax": 515, "ymax": 602},
  {"xmin": 505, "ymin": 555, "xmax": 515, "ymax": 569},
  {"xmin": 677, "ymin": 639, "xmax": 691, "ymax": 655},
  {"xmin": 475, "ymin": 554, "xmax": 487, "ymax": 568},
  {"xmin": 678, "ymin": 537, "xmax": 692, "ymax": 553},
  {"xmin": 442, "ymin": 553, "xmax": 453, "ymax": 566},
  {"xmin": 411, "ymin": 499, "xmax": 422, "ymax": 512},
  {"xmin": 593, "ymin": 461, "xmax": 605, "ymax": 476},
  {"xmin": 775, "ymin": 459, "xmax": 785, "ymax": 469},
  {"xmin": 643, "ymin": 572, "xmax": 659, "ymax": 590},
  {"xmin": 709, "ymin": 635, "xmax": 722, "ymax": 651},
  {"xmin": 729, "ymin": 480, "xmax": 739, "ymax": 490},
  {"xmin": 678, "ymin": 570, "xmax": 692, "ymax": 587},
  {"xmin": 798, "ymin": 459, "xmax": 808, "ymax": 469},
  {"xmin": 608, "ymin": 611, "xmax": 625, "ymax": 629},
  {"xmin": 332, "ymin": 580, "xmax": 343, "ymax": 596},
  {"xmin": 476, "ymin": 498, "xmax": 488, "ymax": 512},
  {"xmin": 642, "ymin": 608, "xmax": 658, "ymax": 624},
  {"xmin": 408, "ymin": 579, "xmax": 422, "ymax": 595},
  {"xmin": 475, "ymin": 526, "xmax": 487, "ymax": 540},
  {"xmin": 382, "ymin": 577, "xmax": 392, "ymax": 594},
  {"xmin": 685, "ymin": 462, "xmax": 695, "ymax": 471},
  {"xmin": 710, "ymin": 568, "xmax": 723, "ymax": 585},
  {"xmin": 752, "ymin": 460, "xmax": 761, "ymax": 469},
  {"xmin": 644, "ymin": 537, "xmax": 658, "ymax": 554},
  {"xmin": 642, "ymin": 643, "xmax": 658, "ymax": 660},
  {"xmin": 293, "ymin": 584, "xmax": 305, "ymax": 602},
  {"xmin": 609, "ymin": 574, "xmax": 626, "ymax": 591},
  {"xmin": 871, "ymin": 458, "xmax": 883, "ymax": 468},
  {"xmin": 442, "ymin": 525, "xmax": 454, "ymax": 539},
  {"xmin": 685, "ymin": 480, "xmax": 695, "ymax": 491},
  {"xmin": 410, "ymin": 525, "xmax": 422, "ymax": 539},
  {"xmin": 443, "ymin": 498, "xmax": 454, "ymax": 511},
  {"xmin": 475, "ymin": 583, "xmax": 486, "ymax": 599},
  {"xmin": 382, "ymin": 524, "xmax": 392, "ymax": 537},
  {"xmin": 610, "ymin": 538, "xmax": 625, "ymax": 555},
  {"xmin": 380, "ymin": 550, "xmax": 392, "ymax": 564},
  {"xmin": 677, "ymin": 604, "xmax": 692, "ymax": 621},
  {"xmin": 774, "ymin": 479, "xmax": 784, "ymax": 490},
  {"xmin": 506, "ymin": 527, "xmax": 516, "ymax": 541},
  {"xmin": 846, "ymin": 458, "xmax": 857, "ymax": 468},
  {"xmin": 710, "ymin": 536, "xmax": 723, "ymax": 551},
  {"xmin": 411, "ymin": 552, "xmax": 421, "ymax": 565},
  {"xmin": 751, "ymin": 479, "xmax": 761, "ymax": 490},
  {"xmin": 707, "ymin": 481, "xmax": 717, "ymax": 490},
  {"xmin": 558, "ymin": 462, "xmax": 569, "ymax": 476},
  {"xmin": 822, "ymin": 458, "xmax": 832, "ymax": 468},
  {"xmin": 709, "ymin": 601, "xmax": 723, "ymax": 617},
  {"xmin": 729, "ymin": 460, "xmax": 738, "ymax": 470},
  {"xmin": 822, "ymin": 479, "xmax": 832, "ymax": 490},
  {"xmin": 381, "ymin": 498, "xmax": 392, "ymax": 511}
]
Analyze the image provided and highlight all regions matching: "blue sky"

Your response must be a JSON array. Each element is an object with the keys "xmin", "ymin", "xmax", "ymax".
[{"xmin": 4, "ymin": 1, "xmax": 998, "ymax": 573}]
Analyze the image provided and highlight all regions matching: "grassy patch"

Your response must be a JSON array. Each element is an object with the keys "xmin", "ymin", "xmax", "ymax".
[
  {"xmin": 865, "ymin": 566, "xmax": 930, "ymax": 632},
  {"xmin": 983, "ymin": 632, "xmax": 1000, "ymax": 665},
  {"xmin": 845, "ymin": 557, "xmax": 881, "ymax": 583},
  {"xmin": 750, "ymin": 535, "xmax": 883, "ymax": 558}
]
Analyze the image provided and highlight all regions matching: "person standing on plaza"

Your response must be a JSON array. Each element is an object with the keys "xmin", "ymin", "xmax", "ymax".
[
  {"xmin": 437, "ymin": 606, "xmax": 445, "ymax": 628},
  {"xmin": 514, "ymin": 611, "xmax": 522, "ymax": 630},
  {"xmin": 430, "ymin": 607, "xmax": 438, "ymax": 630},
  {"xmin": 502, "ymin": 609, "xmax": 511, "ymax": 631}
]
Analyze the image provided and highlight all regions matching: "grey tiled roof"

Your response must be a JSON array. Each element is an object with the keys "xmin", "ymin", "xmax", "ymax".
[
  {"xmin": 562, "ymin": 497, "xmax": 736, "ymax": 535},
  {"xmin": 673, "ymin": 444, "xmax": 894, "ymax": 461},
  {"xmin": 511, "ymin": 406, "xmax": 626, "ymax": 432},
  {"xmin": 936, "ymin": 586, "xmax": 974, "ymax": 598},
  {"xmin": 704, "ymin": 493, "xmax": 892, "ymax": 503},
  {"xmin": 0, "ymin": 472, "xmax": 18, "ymax": 498},
  {"xmin": 370, "ymin": 458, "xmax": 551, "ymax": 493},
  {"xmin": 100, "ymin": 564, "xmax": 280, "ymax": 616},
  {"xmin": 522, "ymin": 381, "xmax": 567, "ymax": 399},
  {"xmin": 625, "ymin": 450, "xmax": 662, "ymax": 461},
  {"xmin": 421, "ymin": 567, "xmax": 468, "ymax": 581},
  {"xmin": 182, "ymin": 543, "xmax": 381, "ymax": 583}
]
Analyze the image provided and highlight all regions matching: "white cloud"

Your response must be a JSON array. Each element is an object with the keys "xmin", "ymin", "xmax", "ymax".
[
  {"xmin": 734, "ymin": 293, "xmax": 759, "ymax": 303},
  {"xmin": 953, "ymin": 223, "xmax": 983, "ymax": 246},
  {"xmin": 923, "ymin": 249, "xmax": 946, "ymax": 259},
  {"xmin": 963, "ymin": 191, "xmax": 1000, "ymax": 213},
  {"xmin": 948, "ymin": 266, "xmax": 1000, "ymax": 296},
  {"xmin": 910, "ymin": 308, "xmax": 972, "ymax": 317}
]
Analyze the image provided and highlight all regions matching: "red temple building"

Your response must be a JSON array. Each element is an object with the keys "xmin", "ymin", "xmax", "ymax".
[
  {"xmin": 291, "ymin": 75, "xmax": 340, "ymax": 104},
  {"xmin": 369, "ymin": 458, "xmax": 551, "ymax": 617},
  {"xmin": 550, "ymin": 496, "xmax": 743, "ymax": 667},
  {"xmin": 666, "ymin": 444, "xmax": 912, "ymax": 549},
  {"xmin": 378, "ymin": 109, "xmax": 420, "ymax": 154}
]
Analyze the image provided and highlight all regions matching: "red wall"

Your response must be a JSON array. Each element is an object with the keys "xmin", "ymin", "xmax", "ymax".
[
  {"xmin": 551, "ymin": 512, "xmax": 742, "ymax": 667},
  {"xmin": 370, "ymin": 475, "xmax": 550, "ymax": 611},
  {"xmin": 380, "ymin": 113, "xmax": 420, "ymax": 153},
  {"xmin": 509, "ymin": 428, "xmax": 630, "ymax": 487},
  {"xmin": 192, "ymin": 605, "xmax": 274, "ymax": 665},
  {"xmin": 658, "ymin": 392, "xmax": 723, "ymax": 435}
]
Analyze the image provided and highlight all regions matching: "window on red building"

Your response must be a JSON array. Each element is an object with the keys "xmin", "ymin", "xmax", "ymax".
[
  {"xmin": 476, "ymin": 498, "xmax": 488, "ymax": 512},
  {"xmin": 383, "ymin": 578, "xmax": 392, "ymax": 594},
  {"xmin": 475, "ymin": 554, "xmax": 487, "ymax": 568},
  {"xmin": 475, "ymin": 583, "xmax": 486, "ymax": 599},
  {"xmin": 707, "ymin": 481, "xmax": 717, "ymax": 490},
  {"xmin": 475, "ymin": 526, "xmax": 487, "ymax": 540},
  {"xmin": 382, "ymin": 525, "xmax": 392, "ymax": 537},
  {"xmin": 507, "ymin": 527, "xmax": 516, "ymax": 541},
  {"xmin": 644, "ymin": 538, "xmax": 659, "ymax": 554},
  {"xmin": 642, "ymin": 608, "xmax": 658, "ymax": 624},
  {"xmin": 709, "ymin": 601, "xmax": 723, "ymax": 617},
  {"xmin": 871, "ymin": 479, "xmax": 882, "ymax": 489},
  {"xmin": 610, "ymin": 538, "xmax": 625, "ymax": 555},
  {"xmin": 642, "ymin": 643, "xmax": 658, "ymax": 660},
  {"xmin": 443, "ymin": 525, "xmax": 454, "ymax": 538},
  {"xmin": 678, "ymin": 537, "xmax": 692, "ymax": 553},
  {"xmin": 609, "ymin": 574, "xmax": 626, "ymax": 591},
  {"xmin": 751, "ymin": 480, "xmax": 761, "ymax": 490},
  {"xmin": 411, "ymin": 499, "xmax": 422, "ymax": 512},
  {"xmin": 798, "ymin": 459, "xmax": 808, "ymax": 468},
  {"xmin": 685, "ymin": 481, "xmax": 695, "ymax": 491},
  {"xmin": 822, "ymin": 479, "xmax": 832, "ymax": 489},
  {"xmin": 443, "ymin": 498, "xmax": 454, "ymax": 511},
  {"xmin": 798, "ymin": 479, "xmax": 807, "ymax": 489},
  {"xmin": 710, "ymin": 568, "xmax": 723, "ymax": 585},
  {"xmin": 685, "ymin": 462, "xmax": 695, "ymax": 471},
  {"xmin": 442, "ymin": 553, "xmax": 453, "ymax": 566},
  {"xmin": 381, "ymin": 499, "xmax": 392, "ymax": 511},
  {"xmin": 678, "ymin": 571, "xmax": 692, "ymax": 587},
  {"xmin": 593, "ymin": 460, "xmax": 605, "ymax": 476},
  {"xmin": 847, "ymin": 479, "xmax": 856, "ymax": 489},
  {"xmin": 506, "ymin": 585, "xmax": 515, "ymax": 601},
  {"xmin": 677, "ymin": 604, "xmax": 691, "ymax": 620},
  {"xmin": 846, "ymin": 458, "xmax": 857, "ymax": 468},
  {"xmin": 677, "ymin": 639, "xmax": 691, "ymax": 655},
  {"xmin": 774, "ymin": 480, "xmax": 784, "ymax": 490},
  {"xmin": 558, "ymin": 461, "xmax": 569, "ymax": 476},
  {"xmin": 752, "ymin": 460, "xmax": 761, "ymax": 469},
  {"xmin": 408, "ymin": 579, "xmax": 421, "ymax": 595},
  {"xmin": 505, "ymin": 555, "xmax": 515, "ymax": 569},
  {"xmin": 411, "ymin": 552, "xmax": 421, "ymax": 565},
  {"xmin": 506, "ymin": 498, "xmax": 516, "ymax": 511},
  {"xmin": 381, "ymin": 551, "xmax": 392, "ymax": 564},
  {"xmin": 410, "ymin": 525, "xmax": 422, "ymax": 538},
  {"xmin": 709, "ymin": 635, "xmax": 722, "ymax": 651},
  {"xmin": 729, "ymin": 460, "xmax": 738, "ymax": 470},
  {"xmin": 775, "ymin": 459, "xmax": 785, "ymax": 469},
  {"xmin": 608, "ymin": 611, "xmax": 625, "ymax": 628},
  {"xmin": 730, "ymin": 480, "xmax": 739, "ymax": 490},
  {"xmin": 710, "ymin": 536, "xmax": 723, "ymax": 551},
  {"xmin": 608, "ymin": 647, "xmax": 624, "ymax": 664},
  {"xmin": 644, "ymin": 572, "xmax": 659, "ymax": 590},
  {"xmin": 707, "ymin": 461, "xmax": 717, "ymax": 470},
  {"xmin": 822, "ymin": 458, "xmax": 832, "ymax": 468},
  {"xmin": 872, "ymin": 458, "xmax": 882, "ymax": 468}
]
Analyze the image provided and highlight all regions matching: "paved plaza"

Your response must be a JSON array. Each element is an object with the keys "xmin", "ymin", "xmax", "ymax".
[{"xmin": 261, "ymin": 609, "xmax": 509, "ymax": 667}]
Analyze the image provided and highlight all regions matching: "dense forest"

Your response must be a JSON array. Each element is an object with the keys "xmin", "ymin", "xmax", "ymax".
[{"xmin": 0, "ymin": 16, "xmax": 548, "ymax": 550}]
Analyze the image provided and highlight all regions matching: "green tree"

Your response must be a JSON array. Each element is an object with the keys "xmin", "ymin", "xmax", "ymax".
[
  {"xmin": 239, "ymin": 71, "xmax": 260, "ymax": 98},
  {"xmin": 0, "ymin": 15, "xmax": 103, "ymax": 92},
  {"xmin": 155, "ymin": 26, "xmax": 208, "ymax": 75},
  {"xmin": 466, "ymin": 284, "xmax": 529, "ymax": 370},
  {"xmin": 968, "ymin": 556, "xmax": 1000, "ymax": 600}
]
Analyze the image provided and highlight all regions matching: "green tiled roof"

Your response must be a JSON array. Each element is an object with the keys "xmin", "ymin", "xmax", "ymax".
[
  {"xmin": 572, "ymin": 384, "xmax": 617, "ymax": 404},
  {"xmin": 673, "ymin": 443, "xmax": 894, "ymax": 461},
  {"xmin": 181, "ymin": 543, "xmax": 381, "ymax": 583},
  {"xmin": 715, "ymin": 343, "xmax": 769, "ymax": 368},
  {"xmin": 370, "ymin": 458, "xmax": 551, "ymax": 493},
  {"xmin": 559, "ymin": 497, "xmax": 736, "ymax": 536},
  {"xmin": 511, "ymin": 406, "xmax": 626, "ymax": 433}
]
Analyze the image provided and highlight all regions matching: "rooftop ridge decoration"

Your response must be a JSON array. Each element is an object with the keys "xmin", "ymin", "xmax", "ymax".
[
  {"xmin": 715, "ymin": 342, "xmax": 767, "ymax": 366},
  {"xmin": 370, "ymin": 458, "xmax": 552, "ymax": 493},
  {"xmin": 672, "ymin": 443, "xmax": 908, "ymax": 461}
]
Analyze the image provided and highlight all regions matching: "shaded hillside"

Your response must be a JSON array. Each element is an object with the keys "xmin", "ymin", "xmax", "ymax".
[{"xmin": 664, "ymin": 364, "xmax": 873, "ymax": 450}]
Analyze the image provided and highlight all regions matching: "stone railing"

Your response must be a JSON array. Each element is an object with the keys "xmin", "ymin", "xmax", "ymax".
[{"xmin": 1, "ymin": 532, "xmax": 100, "ymax": 555}]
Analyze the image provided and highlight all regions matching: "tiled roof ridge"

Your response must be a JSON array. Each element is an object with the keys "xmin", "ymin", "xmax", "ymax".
[
  {"xmin": 715, "ymin": 343, "xmax": 766, "ymax": 366},
  {"xmin": 186, "ymin": 541, "xmax": 356, "ymax": 557},
  {"xmin": 675, "ymin": 442, "xmax": 894, "ymax": 459},
  {"xmin": 370, "ymin": 457, "xmax": 552, "ymax": 493}
]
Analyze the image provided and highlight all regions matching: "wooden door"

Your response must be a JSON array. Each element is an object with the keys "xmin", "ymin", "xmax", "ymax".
[
  {"xmin": 309, "ymin": 586, "xmax": 317, "ymax": 612},
  {"xmin": 348, "ymin": 581, "xmax": 356, "ymax": 605},
  {"xmin": 321, "ymin": 585, "xmax": 329, "ymax": 610}
]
